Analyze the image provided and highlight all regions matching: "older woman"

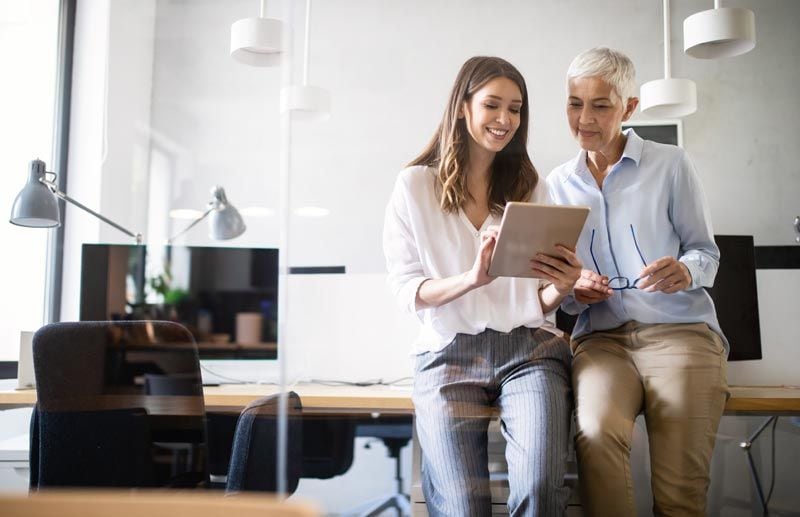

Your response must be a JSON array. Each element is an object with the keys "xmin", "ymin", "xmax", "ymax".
[{"xmin": 546, "ymin": 47, "xmax": 729, "ymax": 516}]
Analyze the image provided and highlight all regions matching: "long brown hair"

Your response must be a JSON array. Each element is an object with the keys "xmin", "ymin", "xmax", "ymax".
[{"xmin": 409, "ymin": 56, "xmax": 538, "ymax": 214}]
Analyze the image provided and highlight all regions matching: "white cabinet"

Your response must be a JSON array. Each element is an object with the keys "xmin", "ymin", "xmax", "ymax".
[{"xmin": 0, "ymin": 408, "xmax": 32, "ymax": 492}]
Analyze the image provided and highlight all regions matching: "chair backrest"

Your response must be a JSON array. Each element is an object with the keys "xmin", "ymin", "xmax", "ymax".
[
  {"xmin": 31, "ymin": 406, "xmax": 156, "ymax": 488},
  {"xmin": 226, "ymin": 392, "xmax": 303, "ymax": 493},
  {"xmin": 30, "ymin": 320, "xmax": 207, "ymax": 489},
  {"xmin": 301, "ymin": 416, "xmax": 356, "ymax": 479}
]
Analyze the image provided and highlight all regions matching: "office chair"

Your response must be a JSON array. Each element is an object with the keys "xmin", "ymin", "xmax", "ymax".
[
  {"xmin": 348, "ymin": 416, "xmax": 413, "ymax": 517},
  {"xmin": 143, "ymin": 373, "xmax": 205, "ymax": 476},
  {"xmin": 226, "ymin": 392, "xmax": 303, "ymax": 493},
  {"xmin": 29, "ymin": 320, "xmax": 208, "ymax": 489},
  {"xmin": 30, "ymin": 405, "xmax": 156, "ymax": 488},
  {"xmin": 226, "ymin": 396, "xmax": 358, "ymax": 494},
  {"xmin": 301, "ymin": 415, "xmax": 357, "ymax": 480}
]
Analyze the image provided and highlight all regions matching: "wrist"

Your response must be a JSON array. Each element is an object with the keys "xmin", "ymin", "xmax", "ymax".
[
  {"xmin": 552, "ymin": 282, "xmax": 573, "ymax": 297},
  {"xmin": 461, "ymin": 271, "xmax": 478, "ymax": 291}
]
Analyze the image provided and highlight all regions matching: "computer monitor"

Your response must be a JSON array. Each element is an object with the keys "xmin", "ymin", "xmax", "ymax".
[
  {"xmin": 707, "ymin": 235, "xmax": 762, "ymax": 361},
  {"xmin": 79, "ymin": 244, "xmax": 279, "ymax": 366}
]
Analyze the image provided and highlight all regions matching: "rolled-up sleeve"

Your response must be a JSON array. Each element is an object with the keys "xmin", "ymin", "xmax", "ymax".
[
  {"xmin": 670, "ymin": 150, "xmax": 720, "ymax": 289},
  {"xmin": 560, "ymin": 295, "xmax": 589, "ymax": 315},
  {"xmin": 383, "ymin": 176, "xmax": 428, "ymax": 315}
]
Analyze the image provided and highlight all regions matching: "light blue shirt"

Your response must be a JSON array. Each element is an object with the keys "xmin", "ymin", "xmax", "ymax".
[{"xmin": 547, "ymin": 129, "xmax": 726, "ymax": 348}]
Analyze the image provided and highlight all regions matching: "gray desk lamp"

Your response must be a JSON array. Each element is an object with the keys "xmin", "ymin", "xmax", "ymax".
[
  {"xmin": 168, "ymin": 186, "xmax": 246, "ymax": 244},
  {"xmin": 10, "ymin": 159, "xmax": 143, "ymax": 243}
]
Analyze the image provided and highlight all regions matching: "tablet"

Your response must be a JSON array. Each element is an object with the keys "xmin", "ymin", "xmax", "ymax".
[{"xmin": 488, "ymin": 202, "xmax": 590, "ymax": 278}]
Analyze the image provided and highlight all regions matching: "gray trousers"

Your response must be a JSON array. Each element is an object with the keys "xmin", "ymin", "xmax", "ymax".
[{"xmin": 413, "ymin": 326, "xmax": 573, "ymax": 517}]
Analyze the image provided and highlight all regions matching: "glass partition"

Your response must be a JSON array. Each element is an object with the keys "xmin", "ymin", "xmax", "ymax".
[{"xmin": 9, "ymin": 0, "xmax": 800, "ymax": 513}]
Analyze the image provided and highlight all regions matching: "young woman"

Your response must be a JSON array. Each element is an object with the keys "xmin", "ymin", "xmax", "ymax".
[
  {"xmin": 383, "ymin": 56, "xmax": 581, "ymax": 516},
  {"xmin": 547, "ymin": 47, "xmax": 728, "ymax": 516}
]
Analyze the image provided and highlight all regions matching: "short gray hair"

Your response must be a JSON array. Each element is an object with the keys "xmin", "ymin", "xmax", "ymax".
[{"xmin": 567, "ymin": 47, "xmax": 637, "ymax": 102}]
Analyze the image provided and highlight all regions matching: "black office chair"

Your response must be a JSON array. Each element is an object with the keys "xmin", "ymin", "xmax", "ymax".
[
  {"xmin": 143, "ymin": 373, "xmax": 206, "ymax": 476},
  {"xmin": 225, "ymin": 394, "xmax": 358, "ymax": 494},
  {"xmin": 301, "ymin": 416, "xmax": 356, "ymax": 480},
  {"xmin": 29, "ymin": 320, "xmax": 208, "ymax": 489},
  {"xmin": 349, "ymin": 416, "xmax": 413, "ymax": 516},
  {"xmin": 29, "ymin": 405, "xmax": 156, "ymax": 488},
  {"xmin": 226, "ymin": 392, "xmax": 303, "ymax": 493}
]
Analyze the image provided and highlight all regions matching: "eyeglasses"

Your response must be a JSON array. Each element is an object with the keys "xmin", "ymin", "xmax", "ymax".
[{"xmin": 589, "ymin": 225, "xmax": 648, "ymax": 290}]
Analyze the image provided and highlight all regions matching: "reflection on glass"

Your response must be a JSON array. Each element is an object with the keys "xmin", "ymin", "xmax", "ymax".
[
  {"xmin": 31, "ymin": 320, "xmax": 206, "ymax": 488},
  {"xmin": 79, "ymin": 244, "xmax": 279, "ymax": 360}
]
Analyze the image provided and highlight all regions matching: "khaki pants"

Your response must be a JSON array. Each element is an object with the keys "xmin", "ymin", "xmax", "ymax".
[{"xmin": 572, "ymin": 322, "xmax": 729, "ymax": 517}]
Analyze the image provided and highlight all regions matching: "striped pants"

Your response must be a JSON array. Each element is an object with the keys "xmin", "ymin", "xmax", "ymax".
[{"xmin": 413, "ymin": 326, "xmax": 573, "ymax": 516}]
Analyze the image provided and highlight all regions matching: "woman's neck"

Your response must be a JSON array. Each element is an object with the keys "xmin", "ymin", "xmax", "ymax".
[
  {"xmin": 586, "ymin": 132, "xmax": 626, "ymax": 182},
  {"xmin": 466, "ymin": 145, "xmax": 495, "ymax": 195}
]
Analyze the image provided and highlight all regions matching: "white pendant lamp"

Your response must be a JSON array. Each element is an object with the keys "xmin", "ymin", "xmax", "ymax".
[
  {"xmin": 230, "ymin": 0, "xmax": 285, "ymax": 67},
  {"xmin": 280, "ymin": 0, "xmax": 330, "ymax": 120},
  {"xmin": 640, "ymin": 0, "xmax": 697, "ymax": 118},
  {"xmin": 684, "ymin": 1, "xmax": 755, "ymax": 59}
]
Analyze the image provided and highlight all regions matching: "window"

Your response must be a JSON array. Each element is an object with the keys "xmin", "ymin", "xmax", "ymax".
[{"xmin": 0, "ymin": 0, "xmax": 61, "ymax": 359}]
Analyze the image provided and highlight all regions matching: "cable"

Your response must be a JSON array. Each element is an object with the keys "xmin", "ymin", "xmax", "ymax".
[
  {"xmin": 309, "ymin": 377, "xmax": 413, "ymax": 388},
  {"xmin": 199, "ymin": 366, "xmax": 414, "ymax": 388},
  {"xmin": 198, "ymin": 362, "xmax": 250, "ymax": 385}
]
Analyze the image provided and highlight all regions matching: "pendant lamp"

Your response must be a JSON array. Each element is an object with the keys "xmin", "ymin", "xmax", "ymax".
[
  {"xmin": 684, "ymin": 1, "xmax": 755, "ymax": 59},
  {"xmin": 280, "ymin": 0, "xmax": 330, "ymax": 120},
  {"xmin": 640, "ymin": 0, "xmax": 697, "ymax": 118},
  {"xmin": 230, "ymin": 0, "xmax": 285, "ymax": 67}
]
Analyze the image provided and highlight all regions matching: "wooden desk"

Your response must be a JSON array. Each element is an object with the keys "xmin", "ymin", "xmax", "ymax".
[
  {"xmin": 2, "ymin": 383, "xmax": 799, "ymax": 415},
  {"xmin": 3, "ymin": 382, "xmax": 798, "ymax": 517},
  {"xmin": 0, "ymin": 490, "xmax": 319, "ymax": 517}
]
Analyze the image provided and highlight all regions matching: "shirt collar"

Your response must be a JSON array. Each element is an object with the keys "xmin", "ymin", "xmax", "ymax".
[{"xmin": 566, "ymin": 128, "xmax": 644, "ymax": 183}]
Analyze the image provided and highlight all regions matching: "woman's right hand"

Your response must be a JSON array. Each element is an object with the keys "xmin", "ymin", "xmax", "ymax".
[
  {"xmin": 574, "ymin": 269, "xmax": 613, "ymax": 304},
  {"xmin": 464, "ymin": 227, "xmax": 499, "ymax": 289}
]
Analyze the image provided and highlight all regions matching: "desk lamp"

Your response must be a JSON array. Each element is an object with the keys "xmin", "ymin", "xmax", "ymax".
[
  {"xmin": 168, "ymin": 186, "xmax": 246, "ymax": 244},
  {"xmin": 10, "ymin": 159, "xmax": 143, "ymax": 243}
]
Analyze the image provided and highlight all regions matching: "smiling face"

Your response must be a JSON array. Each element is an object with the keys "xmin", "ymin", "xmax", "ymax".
[
  {"xmin": 460, "ymin": 76, "xmax": 523, "ymax": 160},
  {"xmin": 567, "ymin": 75, "xmax": 638, "ymax": 157}
]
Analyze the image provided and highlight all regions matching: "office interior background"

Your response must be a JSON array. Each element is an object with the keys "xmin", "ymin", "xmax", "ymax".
[{"xmin": 1, "ymin": 0, "xmax": 798, "ymax": 515}]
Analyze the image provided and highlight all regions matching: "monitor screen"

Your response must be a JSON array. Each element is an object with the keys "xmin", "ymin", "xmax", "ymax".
[
  {"xmin": 707, "ymin": 235, "xmax": 762, "ymax": 361},
  {"xmin": 80, "ymin": 244, "xmax": 279, "ymax": 360}
]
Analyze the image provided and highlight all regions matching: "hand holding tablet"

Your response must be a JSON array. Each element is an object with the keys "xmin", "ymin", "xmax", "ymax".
[{"xmin": 487, "ymin": 202, "xmax": 590, "ymax": 279}]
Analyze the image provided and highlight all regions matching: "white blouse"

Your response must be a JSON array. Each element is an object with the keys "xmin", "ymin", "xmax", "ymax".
[{"xmin": 383, "ymin": 165, "xmax": 557, "ymax": 354}]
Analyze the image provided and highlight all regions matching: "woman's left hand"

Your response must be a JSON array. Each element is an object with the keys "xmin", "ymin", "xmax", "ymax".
[
  {"xmin": 637, "ymin": 256, "xmax": 692, "ymax": 293},
  {"xmin": 530, "ymin": 245, "xmax": 582, "ymax": 295}
]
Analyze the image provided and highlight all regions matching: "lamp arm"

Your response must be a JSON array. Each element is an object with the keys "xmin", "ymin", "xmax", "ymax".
[
  {"xmin": 794, "ymin": 215, "xmax": 800, "ymax": 243},
  {"xmin": 168, "ymin": 206, "xmax": 215, "ymax": 244},
  {"xmin": 43, "ymin": 179, "xmax": 143, "ymax": 244}
]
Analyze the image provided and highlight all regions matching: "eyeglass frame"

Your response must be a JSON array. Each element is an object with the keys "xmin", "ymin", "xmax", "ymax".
[{"xmin": 588, "ymin": 224, "xmax": 648, "ymax": 290}]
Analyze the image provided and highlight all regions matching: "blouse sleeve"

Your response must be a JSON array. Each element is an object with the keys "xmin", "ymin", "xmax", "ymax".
[
  {"xmin": 669, "ymin": 150, "xmax": 720, "ymax": 289},
  {"xmin": 383, "ymin": 174, "xmax": 428, "ymax": 315}
]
